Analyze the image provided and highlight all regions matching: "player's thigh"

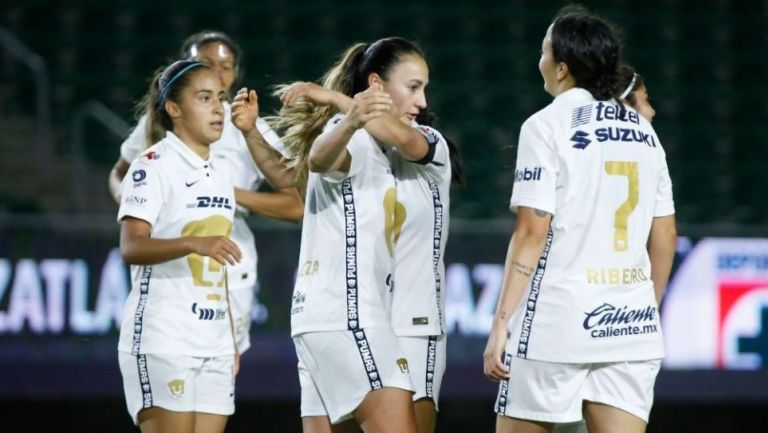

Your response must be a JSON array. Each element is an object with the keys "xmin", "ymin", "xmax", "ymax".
[
  {"xmin": 413, "ymin": 398, "xmax": 437, "ymax": 433},
  {"xmin": 496, "ymin": 414, "xmax": 553, "ymax": 433},
  {"xmin": 583, "ymin": 401, "xmax": 646, "ymax": 433},
  {"xmin": 138, "ymin": 407, "xmax": 195, "ymax": 433},
  {"xmin": 193, "ymin": 412, "xmax": 228, "ymax": 433},
  {"xmin": 302, "ymin": 416, "xmax": 361, "ymax": 433},
  {"xmin": 355, "ymin": 387, "xmax": 418, "ymax": 433}
]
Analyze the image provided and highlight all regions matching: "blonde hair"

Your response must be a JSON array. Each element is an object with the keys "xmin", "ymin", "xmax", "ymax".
[{"xmin": 267, "ymin": 43, "xmax": 368, "ymax": 191}]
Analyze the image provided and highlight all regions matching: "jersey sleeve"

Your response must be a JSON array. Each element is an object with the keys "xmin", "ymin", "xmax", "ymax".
[
  {"xmin": 509, "ymin": 115, "xmax": 558, "ymax": 215},
  {"xmin": 120, "ymin": 114, "xmax": 149, "ymax": 163},
  {"xmin": 244, "ymin": 118, "xmax": 288, "ymax": 187},
  {"xmin": 316, "ymin": 114, "xmax": 368, "ymax": 183},
  {"xmin": 117, "ymin": 158, "xmax": 165, "ymax": 227},
  {"xmin": 653, "ymin": 143, "xmax": 675, "ymax": 217},
  {"xmin": 410, "ymin": 125, "xmax": 451, "ymax": 182},
  {"xmin": 256, "ymin": 117, "xmax": 286, "ymax": 154}
]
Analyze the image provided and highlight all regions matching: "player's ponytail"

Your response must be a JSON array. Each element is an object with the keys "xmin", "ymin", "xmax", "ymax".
[
  {"xmin": 550, "ymin": 5, "xmax": 623, "ymax": 102},
  {"xmin": 269, "ymin": 38, "xmax": 424, "ymax": 193},
  {"xmin": 268, "ymin": 44, "xmax": 367, "ymax": 192}
]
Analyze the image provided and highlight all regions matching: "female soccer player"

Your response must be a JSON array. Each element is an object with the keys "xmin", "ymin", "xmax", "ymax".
[
  {"xmin": 236, "ymin": 37, "xmax": 447, "ymax": 433},
  {"xmin": 276, "ymin": 77, "xmax": 462, "ymax": 433},
  {"xmin": 108, "ymin": 31, "xmax": 303, "ymax": 362},
  {"xmin": 618, "ymin": 65, "xmax": 655, "ymax": 122},
  {"xmin": 484, "ymin": 6, "xmax": 677, "ymax": 433},
  {"xmin": 117, "ymin": 59, "xmax": 241, "ymax": 433}
]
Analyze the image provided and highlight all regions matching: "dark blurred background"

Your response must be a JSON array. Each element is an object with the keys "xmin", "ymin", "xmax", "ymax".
[{"xmin": 1, "ymin": 0, "xmax": 767, "ymax": 432}]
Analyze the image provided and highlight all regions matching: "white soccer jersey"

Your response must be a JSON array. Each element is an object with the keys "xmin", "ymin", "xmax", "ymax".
[
  {"xmin": 290, "ymin": 114, "xmax": 397, "ymax": 336},
  {"xmin": 117, "ymin": 132, "xmax": 236, "ymax": 357},
  {"xmin": 120, "ymin": 103, "xmax": 284, "ymax": 291},
  {"xmin": 507, "ymin": 88, "xmax": 675, "ymax": 363},
  {"xmin": 388, "ymin": 125, "xmax": 451, "ymax": 336}
]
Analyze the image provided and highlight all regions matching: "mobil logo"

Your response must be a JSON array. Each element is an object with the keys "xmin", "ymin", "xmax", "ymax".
[
  {"xmin": 717, "ymin": 280, "xmax": 768, "ymax": 369},
  {"xmin": 514, "ymin": 167, "xmax": 543, "ymax": 183}
]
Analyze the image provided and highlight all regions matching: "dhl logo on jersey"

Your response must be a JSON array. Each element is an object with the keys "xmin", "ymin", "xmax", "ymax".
[{"xmin": 186, "ymin": 196, "xmax": 233, "ymax": 210}]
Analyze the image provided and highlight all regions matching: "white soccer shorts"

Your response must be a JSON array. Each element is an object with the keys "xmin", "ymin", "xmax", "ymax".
[
  {"xmin": 294, "ymin": 327, "xmax": 414, "ymax": 423},
  {"xmin": 495, "ymin": 354, "xmax": 661, "ymax": 423},
  {"xmin": 118, "ymin": 352, "xmax": 235, "ymax": 425},
  {"xmin": 398, "ymin": 335, "xmax": 447, "ymax": 408}
]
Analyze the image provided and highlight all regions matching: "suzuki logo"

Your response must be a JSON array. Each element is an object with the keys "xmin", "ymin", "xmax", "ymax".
[{"xmin": 570, "ymin": 130, "xmax": 591, "ymax": 149}]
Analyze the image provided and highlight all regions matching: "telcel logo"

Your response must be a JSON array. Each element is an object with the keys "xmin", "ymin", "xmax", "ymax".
[{"xmin": 514, "ymin": 167, "xmax": 542, "ymax": 182}]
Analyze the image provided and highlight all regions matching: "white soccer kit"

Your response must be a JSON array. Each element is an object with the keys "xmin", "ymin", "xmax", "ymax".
[
  {"xmin": 117, "ymin": 132, "xmax": 236, "ymax": 358},
  {"xmin": 291, "ymin": 114, "xmax": 417, "ymax": 422},
  {"xmin": 507, "ymin": 87, "xmax": 675, "ymax": 363},
  {"xmin": 386, "ymin": 125, "xmax": 452, "ymax": 406},
  {"xmin": 388, "ymin": 125, "xmax": 451, "ymax": 337},
  {"xmin": 120, "ymin": 103, "xmax": 284, "ymax": 352},
  {"xmin": 290, "ymin": 114, "xmax": 397, "ymax": 335}
]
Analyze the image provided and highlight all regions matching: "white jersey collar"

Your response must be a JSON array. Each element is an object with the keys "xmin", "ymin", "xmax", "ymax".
[
  {"xmin": 165, "ymin": 131, "xmax": 212, "ymax": 169},
  {"xmin": 553, "ymin": 87, "xmax": 595, "ymax": 105}
]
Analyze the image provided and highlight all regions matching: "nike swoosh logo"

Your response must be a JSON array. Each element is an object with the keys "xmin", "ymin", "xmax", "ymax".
[{"xmin": 185, "ymin": 180, "xmax": 199, "ymax": 187}]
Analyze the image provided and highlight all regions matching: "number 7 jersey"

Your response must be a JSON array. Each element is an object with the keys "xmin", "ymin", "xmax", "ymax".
[{"xmin": 508, "ymin": 88, "xmax": 675, "ymax": 363}]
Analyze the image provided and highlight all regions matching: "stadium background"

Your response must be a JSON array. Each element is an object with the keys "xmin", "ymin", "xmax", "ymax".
[{"xmin": 1, "ymin": 0, "xmax": 767, "ymax": 432}]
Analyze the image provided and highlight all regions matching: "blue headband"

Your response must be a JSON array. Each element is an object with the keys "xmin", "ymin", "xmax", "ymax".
[{"xmin": 157, "ymin": 62, "xmax": 206, "ymax": 107}]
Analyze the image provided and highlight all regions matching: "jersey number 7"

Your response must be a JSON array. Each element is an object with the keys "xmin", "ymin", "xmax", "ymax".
[{"xmin": 605, "ymin": 161, "xmax": 639, "ymax": 252}]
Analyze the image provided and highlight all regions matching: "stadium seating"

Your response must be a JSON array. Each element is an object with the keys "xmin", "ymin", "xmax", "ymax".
[{"xmin": 0, "ymin": 0, "xmax": 765, "ymax": 224}]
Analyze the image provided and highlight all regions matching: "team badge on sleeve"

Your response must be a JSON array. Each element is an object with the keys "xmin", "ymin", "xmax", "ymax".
[
  {"xmin": 132, "ymin": 169, "xmax": 148, "ymax": 187},
  {"xmin": 419, "ymin": 126, "xmax": 440, "ymax": 146}
]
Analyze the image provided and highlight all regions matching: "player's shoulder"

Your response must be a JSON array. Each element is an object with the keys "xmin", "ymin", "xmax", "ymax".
[
  {"xmin": 136, "ymin": 142, "xmax": 166, "ymax": 164},
  {"xmin": 519, "ymin": 103, "xmax": 560, "ymax": 140},
  {"xmin": 415, "ymin": 124, "xmax": 446, "ymax": 145},
  {"xmin": 130, "ymin": 141, "xmax": 177, "ymax": 178}
]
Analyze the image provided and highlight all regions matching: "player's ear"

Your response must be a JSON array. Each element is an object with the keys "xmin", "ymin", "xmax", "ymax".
[
  {"xmin": 368, "ymin": 72, "xmax": 383, "ymax": 89},
  {"xmin": 165, "ymin": 100, "xmax": 182, "ymax": 119}
]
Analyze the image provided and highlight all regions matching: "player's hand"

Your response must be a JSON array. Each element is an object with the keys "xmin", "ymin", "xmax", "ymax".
[
  {"xmin": 231, "ymin": 87, "xmax": 259, "ymax": 134},
  {"xmin": 281, "ymin": 82, "xmax": 335, "ymax": 107},
  {"xmin": 483, "ymin": 323, "xmax": 510, "ymax": 382},
  {"xmin": 191, "ymin": 236, "xmax": 242, "ymax": 265},
  {"xmin": 234, "ymin": 351, "xmax": 241, "ymax": 375},
  {"xmin": 345, "ymin": 84, "xmax": 391, "ymax": 130}
]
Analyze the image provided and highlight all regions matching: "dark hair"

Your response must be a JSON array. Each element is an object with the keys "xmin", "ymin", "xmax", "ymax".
[
  {"xmin": 180, "ymin": 30, "xmax": 243, "ymax": 89},
  {"xmin": 416, "ymin": 111, "xmax": 464, "ymax": 187},
  {"xmin": 617, "ymin": 64, "xmax": 646, "ymax": 107},
  {"xmin": 348, "ymin": 37, "xmax": 425, "ymax": 95},
  {"xmin": 270, "ymin": 37, "xmax": 426, "ymax": 190},
  {"xmin": 550, "ymin": 5, "xmax": 623, "ymax": 101},
  {"xmin": 138, "ymin": 59, "xmax": 209, "ymax": 144}
]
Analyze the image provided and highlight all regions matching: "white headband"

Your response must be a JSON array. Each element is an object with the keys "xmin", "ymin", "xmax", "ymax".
[{"xmin": 620, "ymin": 73, "xmax": 638, "ymax": 100}]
